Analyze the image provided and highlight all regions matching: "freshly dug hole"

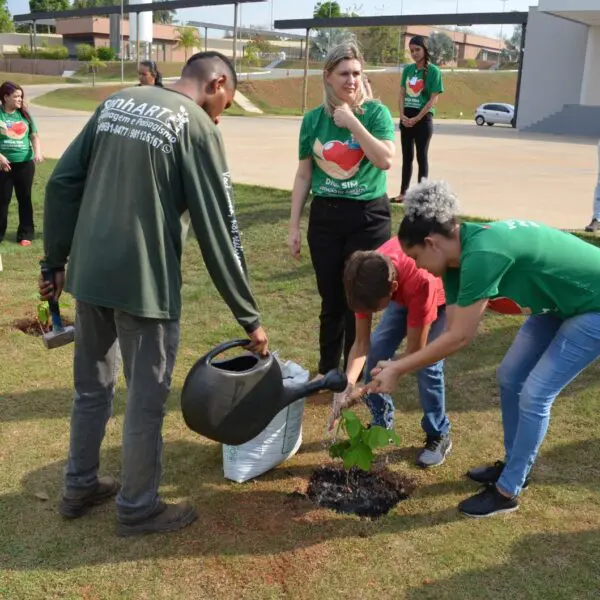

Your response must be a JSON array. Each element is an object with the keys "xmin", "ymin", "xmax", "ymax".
[
  {"xmin": 306, "ymin": 466, "xmax": 412, "ymax": 518},
  {"xmin": 13, "ymin": 317, "xmax": 74, "ymax": 337}
]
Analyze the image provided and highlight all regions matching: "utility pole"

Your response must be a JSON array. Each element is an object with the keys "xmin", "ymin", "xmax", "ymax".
[{"xmin": 499, "ymin": 0, "xmax": 508, "ymax": 65}]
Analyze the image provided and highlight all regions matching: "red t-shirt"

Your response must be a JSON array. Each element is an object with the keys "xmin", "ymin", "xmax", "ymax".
[{"xmin": 355, "ymin": 237, "xmax": 446, "ymax": 328}]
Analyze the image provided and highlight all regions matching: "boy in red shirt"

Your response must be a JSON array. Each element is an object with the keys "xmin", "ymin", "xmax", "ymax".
[{"xmin": 337, "ymin": 236, "xmax": 451, "ymax": 468}]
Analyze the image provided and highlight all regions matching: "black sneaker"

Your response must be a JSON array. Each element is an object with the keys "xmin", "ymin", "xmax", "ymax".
[
  {"xmin": 467, "ymin": 460, "xmax": 530, "ymax": 490},
  {"xmin": 458, "ymin": 486, "xmax": 520, "ymax": 518},
  {"xmin": 585, "ymin": 219, "xmax": 600, "ymax": 233},
  {"xmin": 416, "ymin": 435, "xmax": 452, "ymax": 468}
]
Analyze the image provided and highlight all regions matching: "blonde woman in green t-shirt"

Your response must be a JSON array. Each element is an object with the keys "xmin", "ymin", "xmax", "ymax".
[
  {"xmin": 288, "ymin": 42, "xmax": 396, "ymax": 378},
  {"xmin": 0, "ymin": 81, "xmax": 43, "ymax": 246}
]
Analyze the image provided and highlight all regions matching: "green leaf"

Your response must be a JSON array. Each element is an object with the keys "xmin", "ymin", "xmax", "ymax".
[
  {"xmin": 341, "ymin": 410, "xmax": 359, "ymax": 423},
  {"xmin": 344, "ymin": 417, "xmax": 362, "ymax": 440},
  {"xmin": 343, "ymin": 442, "xmax": 374, "ymax": 471},
  {"xmin": 341, "ymin": 410, "xmax": 362, "ymax": 440},
  {"xmin": 362, "ymin": 425, "xmax": 393, "ymax": 450},
  {"xmin": 328, "ymin": 440, "xmax": 350, "ymax": 459},
  {"xmin": 36, "ymin": 303, "xmax": 49, "ymax": 326},
  {"xmin": 388, "ymin": 430, "xmax": 401, "ymax": 446}
]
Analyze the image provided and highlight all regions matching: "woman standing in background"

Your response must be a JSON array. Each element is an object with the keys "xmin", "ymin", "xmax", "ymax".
[
  {"xmin": 391, "ymin": 36, "xmax": 444, "ymax": 204},
  {"xmin": 0, "ymin": 81, "xmax": 43, "ymax": 246}
]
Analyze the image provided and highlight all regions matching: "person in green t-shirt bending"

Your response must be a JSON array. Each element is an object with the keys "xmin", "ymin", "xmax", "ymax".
[
  {"xmin": 0, "ymin": 81, "xmax": 43, "ymax": 246},
  {"xmin": 365, "ymin": 180, "xmax": 600, "ymax": 519},
  {"xmin": 391, "ymin": 36, "xmax": 444, "ymax": 204}
]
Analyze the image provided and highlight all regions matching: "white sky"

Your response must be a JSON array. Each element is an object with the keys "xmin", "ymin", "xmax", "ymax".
[{"xmin": 8, "ymin": 0, "xmax": 536, "ymax": 39}]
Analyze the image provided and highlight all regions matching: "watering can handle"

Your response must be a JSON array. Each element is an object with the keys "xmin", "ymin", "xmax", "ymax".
[{"xmin": 204, "ymin": 339, "xmax": 268, "ymax": 365}]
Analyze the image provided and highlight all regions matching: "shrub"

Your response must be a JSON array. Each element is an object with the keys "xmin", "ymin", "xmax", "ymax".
[
  {"xmin": 17, "ymin": 45, "xmax": 32, "ymax": 58},
  {"xmin": 75, "ymin": 44, "xmax": 96, "ymax": 61},
  {"xmin": 38, "ymin": 45, "xmax": 69, "ymax": 60},
  {"xmin": 96, "ymin": 46, "xmax": 115, "ymax": 61}
]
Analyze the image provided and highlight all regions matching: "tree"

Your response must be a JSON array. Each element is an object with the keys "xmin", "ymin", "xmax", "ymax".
[
  {"xmin": 29, "ymin": 0, "xmax": 69, "ymax": 11},
  {"xmin": 310, "ymin": 0, "xmax": 355, "ymax": 58},
  {"xmin": 0, "ymin": 0, "xmax": 13, "ymax": 33},
  {"xmin": 501, "ymin": 26, "xmax": 522, "ymax": 63},
  {"xmin": 355, "ymin": 26, "xmax": 401, "ymax": 65},
  {"xmin": 175, "ymin": 26, "xmax": 201, "ymax": 61},
  {"xmin": 72, "ymin": 0, "xmax": 174, "ymax": 23},
  {"xmin": 313, "ymin": 1, "xmax": 342, "ymax": 18},
  {"xmin": 428, "ymin": 32, "xmax": 456, "ymax": 66},
  {"xmin": 247, "ymin": 34, "xmax": 274, "ymax": 54},
  {"xmin": 310, "ymin": 28, "xmax": 356, "ymax": 59}
]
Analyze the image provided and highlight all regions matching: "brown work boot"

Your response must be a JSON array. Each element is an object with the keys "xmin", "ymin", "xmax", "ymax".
[
  {"xmin": 116, "ymin": 501, "xmax": 198, "ymax": 537},
  {"xmin": 59, "ymin": 476, "xmax": 120, "ymax": 519}
]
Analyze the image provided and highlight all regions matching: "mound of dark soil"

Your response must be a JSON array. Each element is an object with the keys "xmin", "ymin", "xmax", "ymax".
[
  {"xmin": 13, "ymin": 317, "xmax": 74, "ymax": 337},
  {"xmin": 306, "ymin": 466, "xmax": 412, "ymax": 518}
]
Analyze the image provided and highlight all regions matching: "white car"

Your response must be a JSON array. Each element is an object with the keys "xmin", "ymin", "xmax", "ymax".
[{"xmin": 474, "ymin": 103, "xmax": 515, "ymax": 127}]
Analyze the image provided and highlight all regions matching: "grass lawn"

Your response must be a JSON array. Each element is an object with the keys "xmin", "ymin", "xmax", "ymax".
[
  {"xmin": 1, "ymin": 162, "xmax": 599, "ymax": 599},
  {"xmin": 30, "ymin": 72, "xmax": 517, "ymax": 120},
  {"xmin": 0, "ymin": 71, "xmax": 81, "ymax": 85},
  {"xmin": 32, "ymin": 86, "xmax": 248, "ymax": 116}
]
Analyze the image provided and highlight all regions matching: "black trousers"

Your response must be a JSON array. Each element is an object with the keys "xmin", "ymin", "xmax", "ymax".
[
  {"xmin": 307, "ymin": 195, "xmax": 391, "ymax": 375},
  {"xmin": 0, "ymin": 160, "xmax": 35, "ymax": 243},
  {"xmin": 400, "ymin": 108, "xmax": 433, "ymax": 195}
]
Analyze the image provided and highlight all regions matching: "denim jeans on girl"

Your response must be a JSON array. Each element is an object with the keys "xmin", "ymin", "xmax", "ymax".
[
  {"xmin": 364, "ymin": 302, "xmax": 449, "ymax": 436},
  {"xmin": 496, "ymin": 312, "xmax": 600, "ymax": 497}
]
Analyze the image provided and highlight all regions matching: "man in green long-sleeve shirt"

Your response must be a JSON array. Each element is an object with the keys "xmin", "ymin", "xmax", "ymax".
[{"xmin": 39, "ymin": 52, "xmax": 269, "ymax": 537}]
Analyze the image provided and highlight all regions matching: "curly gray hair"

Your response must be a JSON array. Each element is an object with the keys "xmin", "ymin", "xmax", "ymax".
[{"xmin": 403, "ymin": 180, "xmax": 460, "ymax": 223}]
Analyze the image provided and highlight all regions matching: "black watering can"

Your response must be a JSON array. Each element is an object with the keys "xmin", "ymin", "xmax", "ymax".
[{"xmin": 181, "ymin": 340, "xmax": 348, "ymax": 445}]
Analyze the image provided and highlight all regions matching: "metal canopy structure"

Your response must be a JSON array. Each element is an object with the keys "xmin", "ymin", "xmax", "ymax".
[
  {"xmin": 186, "ymin": 19, "xmax": 306, "ymax": 56},
  {"xmin": 186, "ymin": 20, "xmax": 306, "ymax": 40},
  {"xmin": 273, "ymin": 12, "xmax": 528, "ymax": 31},
  {"xmin": 14, "ymin": 0, "xmax": 266, "ymax": 75},
  {"xmin": 14, "ymin": 0, "xmax": 264, "ymax": 21},
  {"xmin": 274, "ymin": 12, "xmax": 529, "ymax": 121}
]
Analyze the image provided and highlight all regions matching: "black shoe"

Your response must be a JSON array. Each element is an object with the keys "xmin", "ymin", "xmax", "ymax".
[
  {"xmin": 585, "ymin": 219, "xmax": 600, "ymax": 233},
  {"xmin": 117, "ymin": 501, "xmax": 198, "ymax": 537},
  {"xmin": 458, "ymin": 486, "xmax": 520, "ymax": 518},
  {"xmin": 59, "ymin": 476, "xmax": 120, "ymax": 519},
  {"xmin": 467, "ymin": 460, "xmax": 530, "ymax": 490}
]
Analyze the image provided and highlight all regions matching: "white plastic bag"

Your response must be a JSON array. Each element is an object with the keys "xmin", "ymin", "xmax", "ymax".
[{"xmin": 222, "ymin": 357, "xmax": 310, "ymax": 483}]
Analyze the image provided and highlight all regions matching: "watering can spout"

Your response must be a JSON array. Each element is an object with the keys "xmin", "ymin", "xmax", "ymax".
[{"xmin": 282, "ymin": 369, "xmax": 348, "ymax": 406}]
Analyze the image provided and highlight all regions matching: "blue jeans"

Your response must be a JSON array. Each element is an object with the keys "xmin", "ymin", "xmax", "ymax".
[
  {"xmin": 364, "ymin": 302, "xmax": 449, "ymax": 437},
  {"xmin": 592, "ymin": 142, "xmax": 600, "ymax": 220},
  {"xmin": 496, "ymin": 312, "xmax": 600, "ymax": 497}
]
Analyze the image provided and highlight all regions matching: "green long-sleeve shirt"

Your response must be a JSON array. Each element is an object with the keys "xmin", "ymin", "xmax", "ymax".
[{"xmin": 43, "ymin": 86, "xmax": 261, "ymax": 332}]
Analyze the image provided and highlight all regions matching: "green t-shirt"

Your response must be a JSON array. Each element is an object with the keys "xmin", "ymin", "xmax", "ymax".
[
  {"xmin": 401, "ymin": 63, "xmax": 444, "ymax": 115},
  {"xmin": 298, "ymin": 101, "xmax": 395, "ymax": 201},
  {"xmin": 443, "ymin": 220, "xmax": 600, "ymax": 319},
  {"xmin": 43, "ymin": 86, "xmax": 260, "ymax": 331},
  {"xmin": 0, "ymin": 108, "xmax": 37, "ymax": 162}
]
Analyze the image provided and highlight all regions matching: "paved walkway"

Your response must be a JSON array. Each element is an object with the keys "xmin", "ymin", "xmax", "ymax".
[{"xmin": 25, "ymin": 84, "xmax": 598, "ymax": 230}]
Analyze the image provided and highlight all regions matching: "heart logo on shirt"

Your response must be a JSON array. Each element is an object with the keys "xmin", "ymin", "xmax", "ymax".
[
  {"xmin": 4, "ymin": 120, "xmax": 27, "ymax": 139},
  {"xmin": 322, "ymin": 140, "xmax": 364, "ymax": 171},
  {"xmin": 407, "ymin": 76, "xmax": 424, "ymax": 96},
  {"xmin": 488, "ymin": 297, "xmax": 532, "ymax": 315}
]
